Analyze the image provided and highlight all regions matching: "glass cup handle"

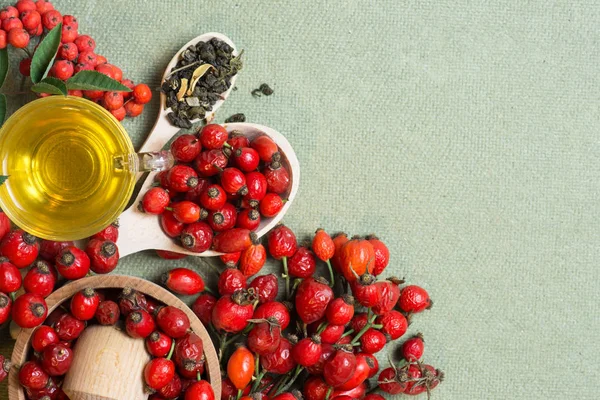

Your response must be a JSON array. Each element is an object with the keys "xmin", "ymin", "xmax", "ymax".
[{"xmin": 135, "ymin": 151, "xmax": 174, "ymax": 172}]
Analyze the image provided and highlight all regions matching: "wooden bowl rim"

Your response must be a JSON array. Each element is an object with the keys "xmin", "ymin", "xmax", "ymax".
[{"xmin": 8, "ymin": 275, "xmax": 221, "ymax": 400}]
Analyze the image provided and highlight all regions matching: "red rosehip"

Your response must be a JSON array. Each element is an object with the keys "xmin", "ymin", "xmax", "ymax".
[
  {"xmin": 40, "ymin": 343, "xmax": 73, "ymax": 376},
  {"xmin": 146, "ymin": 331, "xmax": 173, "ymax": 358},
  {"xmin": 70, "ymin": 288, "xmax": 100, "ymax": 321},
  {"xmin": 191, "ymin": 293, "xmax": 217, "ymax": 326},
  {"xmin": 20, "ymin": 10, "xmax": 41, "ymax": 30},
  {"xmin": 23, "ymin": 260, "xmax": 56, "ymax": 297},
  {"xmin": 118, "ymin": 287, "xmax": 148, "ymax": 316},
  {"xmin": 55, "ymin": 246, "xmax": 90, "ymax": 280},
  {"xmin": 267, "ymin": 224, "xmax": 297, "ymax": 260},
  {"xmin": 198, "ymin": 124, "xmax": 228, "ymax": 149},
  {"xmin": 159, "ymin": 374, "xmax": 183, "ymax": 399},
  {"xmin": 132, "ymin": 83, "xmax": 152, "ymax": 104},
  {"xmin": 194, "ymin": 148, "xmax": 230, "ymax": 177},
  {"xmin": 378, "ymin": 366, "xmax": 408, "ymax": 395},
  {"xmin": 295, "ymin": 277, "xmax": 333, "ymax": 324},
  {"xmin": 0, "ymin": 257, "xmax": 21, "ymax": 293},
  {"xmin": 103, "ymin": 91, "xmax": 123, "ymax": 110},
  {"xmin": 323, "ymin": 347, "xmax": 356, "ymax": 388},
  {"xmin": 39, "ymin": 240, "xmax": 73, "ymax": 261},
  {"xmin": 0, "ymin": 292, "xmax": 10, "ymax": 325},
  {"xmin": 16, "ymin": 0, "xmax": 36, "ymax": 13},
  {"xmin": 184, "ymin": 380, "xmax": 214, "ymax": 400},
  {"xmin": 248, "ymin": 274, "xmax": 278, "ymax": 304},
  {"xmin": 248, "ymin": 321, "xmax": 282, "ymax": 356},
  {"xmin": 359, "ymin": 328, "xmax": 387, "ymax": 354},
  {"xmin": 85, "ymin": 238, "xmax": 119, "ymax": 274},
  {"xmin": 259, "ymin": 193, "xmax": 284, "ymax": 217},
  {"xmin": 173, "ymin": 332, "xmax": 204, "ymax": 374},
  {"xmin": 219, "ymin": 251, "xmax": 241, "ymax": 267},
  {"xmin": 3, "ymin": 17, "xmax": 23, "ymax": 31},
  {"xmin": 336, "ymin": 353, "xmax": 372, "ymax": 391},
  {"xmin": 0, "ymin": 229, "xmax": 39, "ymax": 268},
  {"xmin": 156, "ymin": 306, "xmax": 190, "ymax": 338},
  {"xmin": 232, "ymin": 147, "xmax": 259, "ymax": 172},
  {"xmin": 318, "ymin": 323, "xmax": 345, "ymax": 344},
  {"xmin": 54, "ymin": 312, "xmax": 86, "ymax": 341},
  {"xmin": 227, "ymin": 131, "xmax": 249, "ymax": 149},
  {"xmin": 0, "ymin": 212, "xmax": 9, "ymax": 242},
  {"xmin": 171, "ymin": 134, "xmax": 202, "ymax": 162},
  {"xmin": 236, "ymin": 208, "xmax": 261, "ymax": 231},
  {"xmin": 263, "ymin": 161, "xmax": 290, "ymax": 194},
  {"xmin": 220, "ymin": 167, "xmax": 248, "ymax": 196},
  {"xmin": 372, "ymin": 279, "xmax": 401, "ymax": 315},
  {"xmin": 398, "ymin": 285, "xmax": 431, "ymax": 313},
  {"xmin": 180, "ymin": 221, "xmax": 213, "ymax": 253},
  {"xmin": 12, "ymin": 293, "xmax": 47, "ymax": 328},
  {"xmin": 292, "ymin": 335, "xmax": 322, "ymax": 367},
  {"xmin": 198, "ymin": 184, "xmax": 227, "ymax": 211},
  {"xmin": 376, "ymin": 309, "xmax": 407, "ymax": 340},
  {"xmin": 95, "ymin": 300, "xmax": 120, "ymax": 325},
  {"xmin": 238, "ymin": 242, "xmax": 266, "ymax": 277},
  {"xmin": 303, "ymin": 376, "xmax": 328, "ymax": 400},
  {"xmin": 244, "ymin": 171, "xmax": 268, "ymax": 203},
  {"xmin": 260, "ymin": 337, "xmax": 296, "ymax": 375},
  {"xmin": 366, "ymin": 235, "xmax": 389, "ymax": 276},
  {"xmin": 171, "ymin": 201, "xmax": 203, "ymax": 224},
  {"xmin": 208, "ymin": 203, "xmax": 237, "ymax": 232},
  {"xmin": 402, "ymin": 333, "xmax": 425, "ymax": 361},
  {"xmin": 125, "ymin": 309, "xmax": 155, "ymax": 338},
  {"xmin": 19, "ymin": 361, "xmax": 49, "ymax": 390},
  {"xmin": 144, "ymin": 357, "xmax": 175, "ymax": 390},
  {"xmin": 363, "ymin": 353, "xmax": 379, "ymax": 378},
  {"xmin": 251, "ymin": 135, "xmax": 279, "ymax": 163},
  {"xmin": 41, "ymin": 9, "xmax": 61, "ymax": 30},
  {"xmin": 217, "ymin": 267, "xmax": 247, "ymax": 296},
  {"xmin": 211, "ymin": 228, "xmax": 256, "ymax": 253},
  {"xmin": 253, "ymin": 301, "xmax": 290, "ymax": 330},
  {"xmin": 162, "ymin": 267, "xmax": 205, "ymax": 296},
  {"xmin": 287, "ymin": 246, "xmax": 316, "ymax": 278},
  {"xmin": 325, "ymin": 295, "xmax": 354, "ymax": 326},
  {"xmin": 92, "ymin": 221, "xmax": 119, "ymax": 242},
  {"xmin": 350, "ymin": 274, "xmax": 380, "ymax": 308},
  {"xmin": 31, "ymin": 326, "xmax": 60, "ymax": 353},
  {"xmin": 211, "ymin": 290, "xmax": 254, "ymax": 333},
  {"xmin": 161, "ymin": 210, "xmax": 185, "ymax": 238},
  {"xmin": 60, "ymin": 22, "xmax": 77, "ymax": 43},
  {"xmin": 167, "ymin": 165, "xmax": 199, "ymax": 192},
  {"xmin": 124, "ymin": 100, "xmax": 144, "ymax": 117}
]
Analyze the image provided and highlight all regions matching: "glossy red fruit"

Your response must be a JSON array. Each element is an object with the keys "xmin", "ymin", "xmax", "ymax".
[
  {"xmin": 19, "ymin": 361, "xmax": 49, "ymax": 389},
  {"xmin": 39, "ymin": 240, "xmax": 73, "ymax": 261},
  {"xmin": 158, "ymin": 373, "xmax": 182, "ymax": 399},
  {"xmin": 367, "ymin": 235, "xmax": 389, "ymax": 276},
  {"xmin": 212, "ymin": 229, "xmax": 256, "ymax": 253},
  {"xmin": 336, "ymin": 353, "xmax": 372, "ymax": 391},
  {"xmin": 359, "ymin": 328, "xmax": 387, "ymax": 354},
  {"xmin": 92, "ymin": 222, "xmax": 119, "ymax": 242},
  {"xmin": 132, "ymin": 83, "xmax": 152, "ymax": 104},
  {"xmin": 58, "ymin": 42, "xmax": 78, "ymax": 61},
  {"xmin": 288, "ymin": 246, "xmax": 316, "ymax": 278},
  {"xmin": 218, "ymin": 267, "xmax": 247, "ymax": 296},
  {"xmin": 194, "ymin": 148, "xmax": 231, "ymax": 177},
  {"xmin": 0, "ymin": 355, "xmax": 9, "ymax": 383},
  {"xmin": 267, "ymin": 224, "xmax": 297, "ymax": 260},
  {"xmin": 0, "ymin": 212, "xmax": 10, "ymax": 241},
  {"xmin": 312, "ymin": 229, "xmax": 335, "ymax": 262},
  {"xmin": 31, "ymin": 326, "xmax": 59, "ymax": 353},
  {"xmin": 95, "ymin": 300, "xmax": 120, "ymax": 325},
  {"xmin": 0, "ymin": 293, "xmax": 10, "ymax": 325},
  {"xmin": 378, "ymin": 366, "xmax": 408, "ymax": 395},
  {"xmin": 248, "ymin": 274, "xmax": 278, "ymax": 304},
  {"xmin": 402, "ymin": 333, "xmax": 425, "ymax": 361},
  {"xmin": 16, "ymin": 0, "xmax": 36, "ymax": 13},
  {"xmin": 263, "ymin": 161, "xmax": 290, "ymax": 194},
  {"xmin": 236, "ymin": 208, "xmax": 261, "ymax": 231},
  {"xmin": 251, "ymin": 135, "xmax": 279, "ymax": 163},
  {"xmin": 145, "ymin": 357, "xmax": 175, "ymax": 390},
  {"xmin": 125, "ymin": 101, "xmax": 144, "ymax": 117},
  {"xmin": 338, "ymin": 237, "xmax": 375, "ymax": 282},
  {"xmin": 253, "ymin": 301, "xmax": 290, "ymax": 330},
  {"xmin": 162, "ymin": 268, "xmax": 205, "ymax": 296},
  {"xmin": 0, "ymin": 6, "xmax": 19, "ymax": 20},
  {"xmin": 20, "ymin": 10, "xmax": 41, "ymax": 31},
  {"xmin": 180, "ymin": 222, "xmax": 213, "ymax": 253},
  {"xmin": 362, "ymin": 353, "xmax": 379, "ymax": 378},
  {"xmin": 118, "ymin": 287, "xmax": 148, "ymax": 316},
  {"xmin": 168, "ymin": 165, "xmax": 199, "ymax": 192},
  {"xmin": 272, "ymin": 391, "xmax": 303, "ymax": 400},
  {"xmin": 330, "ymin": 233, "xmax": 349, "ymax": 272},
  {"xmin": 398, "ymin": 285, "xmax": 432, "ymax": 313},
  {"xmin": 238, "ymin": 242, "xmax": 267, "ymax": 277},
  {"xmin": 232, "ymin": 147, "xmax": 259, "ymax": 172},
  {"xmin": 303, "ymin": 376, "xmax": 328, "ymax": 400},
  {"xmin": 227, "ymin": 345, "xmax": 254, "ymax": 390},
  {"xmin": 172, "ymin": 201, "xmax": 204, "ymax": 224},
  {"xmin": 74, "ymin": 34, "xmax": 95, "ymax": 52},
  {"xmin": 244, "ymin": 171, "xmax": 268, "ymax": 203},
  {"xmin": 40, "ymin": 343, "xmax": 73, "ymax": 376},
  {"xmin": 172, "ymin": 134, "xmax": 202, "ymax": 162},
  {"xmin": 350, "ymin": 274, "xmax": 380, "ymax": 307},
  {"xmin": 0, "ymin": 229, "xmax": 39, "ymax": 268},
  {"xmin": 323, "ymin": 347, "xmax": 356, "ymax": 388},
  {"xmin": 318, "ymin": 324, "xmax": 345, "ymax": 345},
  {"xmin": 0, "ymin": 257, "xmax": 21, "ymax": 293},
  {"xmin": 55, "ymin": 246, "xmax": 90, "ymax": 280},
  {"xmin": 54, "ymin": 312, "xmax": 85, "ymax": 341},
  {"xmin": 292, "ymin": 335, "xmax": 322, "ymax": 367},
  {"xmin": 61, "ymin": 21, "xmax": 78, "ymax": 43},
  {"xmin": 12, "ymin": 293, "xmax": 47, "ymax": 328},
  {"xmin": 7, "ymin": 28, "xmax": 29, "ymax": 48},
  {"xmin": 156, "ymin": 306, "xmax": 190, "ymax": 338},
  {"xmin": 191, "ymin": 293, "xmax": 217, "ymax": 325},
  {"xmin": 261, "ymin": 337, "xmax": 296, "ymax": 374},
  {"xmin": 372, "ymin": 279, "xmax": 401, "ymax": 315},
  {"xmin": 248, "ymin": 320, "xmax": 281, "ymax": 355},
  {"xmin": 199, "ymin": 124, "xmax": 228, "ymax": 149},
  {"xmin": 86, "ymin": 239, "xmax": 119, "ymax": 274},
  {"xmin": 332, "ymin": 383, "xmax": 367, "ymax": 399},
  {"xmin": 184, "ymin": 380, "xmax": 214, "ymax": 400},
  {"xmin": 259, "ymin": 193, "xmax": 283, "ymax": 217},
  {"xmin": 145, "ymin": 331, "xmax": 173, "ymax": 358},
  {"xmin": 125, "ymin": 309, "xmax": 155, "ymax": 338},
  {"xmin": 208, "ymin": 203, "xmax": 237, "ymax": 232},
  {"xmin": 405, "ymin": 364, "xmax": 443, "ymax": 395},
  {"xmin": 219, "ymin": 252, "xmax": 241, "ymax": 267},
  {"xmin": 377, "ymin": 310, "xmax": 407, "ymax": 340},
  {"xmin": 227, "ymin": 131, "xmax": 250, "ymax": 149},
  {"xmin": 142, "ymin": 187, "xmax": 170, "ymax": 214},
  {"xmin": 295, "ymin": 277, "xmax": 333, "ymax": 324},
  {"xmin": 306, "ymin": 343, "xmax": 335, "ymax": 376},
  {"xmin": 325, "ymin": 295, "xmax": 354, "ymax": 326},
  {"xmin": 220, "ymin": 168, "xmax": 248, "ymax": 196},
  {"xmin": 212, "ymin": 290, "xmax": 255, "ymax": 333},
  {"xmin": 24, "ymin": 378, "xmax": 61, "ymax": 399},
  {"xmin": 161, "ymin": 210, "xmax": 185, "ymax": 238},
  {"xmin": 198, "ymin": 184, "xmax": 227, "ymax": 211},
  {"xmin": 69, "ymin": 288, "xmax": 99, "ymax": 321},
  {"xmin": 173, "ymin": 332, "xmax": 204, "ymax": 375}
]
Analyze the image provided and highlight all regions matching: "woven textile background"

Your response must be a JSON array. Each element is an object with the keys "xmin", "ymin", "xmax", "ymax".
[{"xmin": 2, "ymin": 1, "xmax": 600, "ymax": 398}]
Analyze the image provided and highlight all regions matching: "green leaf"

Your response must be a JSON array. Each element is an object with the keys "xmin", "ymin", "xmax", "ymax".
[
  {"xmin": 0, "ymin": 175, "xmax": 7, "ymax": 187},
  {"xmin": 0, "ymin": 94, "xmax": 6, "ymax": 128},
  {"xmin": 30, "ymin": 23, "xmax": 62, "ymax": 84},
  {"xmin": 31, "ymin": 77, "xmax": 68, "ymax": 96},
  {"xmin": 66, "ymin": 71, "xmax": 132, "ymax": 92},
  {"xmin": 0, "ymin": 48, "xmax": 8, "ymax": 89}
]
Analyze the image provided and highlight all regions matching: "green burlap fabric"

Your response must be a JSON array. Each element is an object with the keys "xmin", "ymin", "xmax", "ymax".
[{"xmin": 2, "ymin": 1, "xmax": 599, "ymax": 398}]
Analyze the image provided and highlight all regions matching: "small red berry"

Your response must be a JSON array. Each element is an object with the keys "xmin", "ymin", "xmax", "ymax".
[
  {"xmin": 220, "ymin": 167, "xmax": 248, "ymax": 196},
  {"xmin": 191, "ymin": 293, "xmax": 217, "ymax": 325},
  {"xmin": 54, "ymin": 312, "xmax": 86, "ymax": 341},
  {"xmin": 125, "ymin": 309, "xmax": 155, "ymax": 338},
  {"xmin": 108, "ymin": 63, "xmax": 122, "ymax": 81},
  {"xmin": 227, "ymin": 131, "xmax": 250, "ymax": 149},
  {"xmin": 92, "ymin": 221, "xmax": 119, "ymax": 242},
  {"xmin": 16, "ymin": 0, "xmax": 36, "ymax": 13},
  {"xmin": 198, "ymin": 184, "xmax": 227, "ymax": 211},
  {"xmin": 372, "ymin": 279, "xmax": 401, "ymax": 315},
  {"xmin": 259, "ymin": 193, "xmax": 284, "ymax": 217},
  {"xmin": 378, "ymin": 366, "xmax": 408, "ymax": 395},
  {"xmin": 26, "ymin": 22, "xmax": 42, "ymax": 37},
  {"xmin": 244, "ymin": 171, "xmax": 267, "ymax": 203},
  {"xmin": 232, "ymin": 147, "xmax": 259, "ymax": 172},
  {"xmin": 173, "ymin": 331, "xmax": 204, "ymax": 375},
  {"xmin": 50, "ymin": 59, "xmax": 74, "ymax": 80},
  {"xmin": 156, "ymin": 306, "xmax": 190, "ymax": 338},
  {"xmin": 180, "ymin": 221, "xmax": 213, "ymax": 253},
  {"xmin": 295, "ymin": 277, "xmax": 333, "ymax": 324},
  {"xmin": 70, "ymin": 288, "xmax": 100, "ymax": 321},
  {"xmin": 110, "ymin": 106, "xmax": 126, "ymax": 121},
  {"xmin": 323, "ymin": 347, "xmax": 357, "ymax": 388},
  {"xmin": 212, "ymin": 290, "xmax": 255, "ymax": 333},
  {"xmin": 0, "ymin": 293, "xmax": 10, "ymax": 325},
  {"xmin": 336, "ymin": 353, "xmax": 373, "ymax": 391},
  {"xmin": 238, "ymin": 242, "xmax": 266, "ymax": 277},
  {"xmin": 287, "ymin": 246, "xmax": 316, "ymax": 278},
  {"xmin": 198, "ymin": 124, "xmax": 228, "ymax": 149},
  {"xmin": 376, "ymin": 309, "xmax": 407, "ymax": 340},
  {"xmin": 312, "ymin": 228, "xmax": 335, "ymax": 263},
  {"xmin": 83, "ymin": 87, "xmax": 103, "ymax": 98},
  {"xmin": 3, "ymin": 17, "xmax": 23, "ymax": 31},
  {"xmin": 194, "ymin": 148, "xmax": 231, "ymax": 177},
  {"xmin": 12, "ymin": 293, "xmax": 47, "ymax": 328},
  {"xmin": 19, "ymin": 361, "xmax": 49, "ymax": 390},
  {"xmin": 292, "ymin": 335, "xmax": 322, "ymax": 367},
  {"xmin": 121, "ymin": 78, "xmax": 134, "ymax": 99},
  {"xmin": 161, "ymin": 210, "xmax": 185, "ymax": 238},
  {"xmin": 235, "ymin": 208, "xmax": 261, "ymax": 231},
  {"xmin": 227, "ymin": 345, "xmax": 255, "ymax": 390},
  {"xmin": 167, "ymin": 165, "xmax": 199, "ymax": 192},
  {"xmin": 171, "ymin": 134, "xmax": 202, "ymax": 162},
  {"xmin": 326, "ymin": 295, "xmax": 355, "ymax": 326},
  {"xmin": 253, "ymin": 301, "xmax": 290, "ymax": 330},
  {"xmin": 184, "ymin": 380, "xmax": 214, "ymax": 400},
  {"xmin": 248, "ymin": 274, "xmax": 278, "ymax": 304},
  {"xmin": 248, "ymin": 320, "xmax": 282, "ymax": 356},
  {"xmin": 39, "ymin": 240, "xmax": 72, "ymax": 261},
  {"xmin": 23, "ymin": 260, "xmax": 56, "ymax": 297},
  {"xmin": 103, "ymin": 91, "xmax": 123, "ymax": 110},
  {"xmin": 62, "ymin": 15, "xmax": 77, "ymax": 29},
  {"xmin": 318, "ymin": 323, "xmax": 345, "ymax": 344},
  {"xmin": 60, "ymin": 22, "xmax": 77, "ymax": 43},
  {"xmin": 0, "ymin": 257, "xmax": 22, "ymax": 293},
  {"xmin": 219, "ymin": 251, "xmax": 241, "ymax": 267},
  {"xmin": 146, "ymin": 331, "xmax": 173, "ymax": 358},
  {"xmin": 31, "ymin": 326, "xmax": 60, "ymax": 353},
  {"xmin": 20, "ymin": 10, "xmax": 41, "ymax": 30},
  {"xmin": 132, "ymin": 83, "xmax": 152, "ymax": 104},
  {"xmin": 118, "ymin": 287, "xmax": 148, "ymax": 316},
  {"xmin": 260, "ymin": 337, "xmax": 296, "ymax": 375},
  {"xmin": 142, "ymin": 187, "xmax": 170, "ymax": 214},
  {"xmin": 359, "ymin": 328, "xmax": 387, "ymax": 354},
  {"xmin": 0, "ymin": 6, "xmax": 19, "ymax": 20},
  {"xmin": 208, "ymin": 203, "xmax": 237, "ymax": 232},
  {"xmin": 402, "ymin": 333, "xmax": 425, "ymax": 361},
  {"xmin": 251, "ymin": 135, "xmax": 280, "ymax": 163},
  {"xmin": 35, "ymin": 0, "xmax": 53, "ymax": 14},
  {"xmin": 211, "ymin": 228, "xmax": 256, "ymax": 253},
  {"xmin": 0, "ymin": 229, "xmax": 39, "ymax": 268},
  {"xmin": 398, "ymin": 285, "xmax": 432, "ymax": 313},
  {"xmin": 74, "ymin": 34, "xmax": 94, "ymax": 52},
  {"xmin": 263, "ymin": 161, "xmax": 290, "ymax": 194},
  {"xmin": 41, "ymin": 9, "xmax": 61, "ymax": 30},
  {"xmin": 171, "ymin": 201, "xmax": 203, "ymax": 224},
  {"xmin": 95, "ymin": 300, "xmax": 120, "ymax": 325},
  {"xmin": 0, "ymin": 212, "xmax": 9, "ymax": 241},
  {"xmin": 78, "ymin": 50, "xmax": 98, "ymax": 66},
  {"xmin": 55, "ymin": 246, "xmax": 90, "ymax": 280},
  {"xmin": 40, "ymin": 343, "xmax": 73, "ymax": 376},
  {"xmin": 124, "ymin": 100, "xmax": 144, "ymax": 117},
  {"xmin": 218, "ymin": 267, "xmax": 247, "ymax": 296},
  {"xmin": 95, "ymin": 63, "xmax": 114, "ymax": 79},
  {"xmin": 144, "ymin": 357, "xmax": 175, "ymax": 390},
  {"xmin": 367, "ymin": 235, "xmax": 389, "ymax": 276},
  {"xmin": 162, "ymin": 267, "xmax": 205, "ymax": 296}
]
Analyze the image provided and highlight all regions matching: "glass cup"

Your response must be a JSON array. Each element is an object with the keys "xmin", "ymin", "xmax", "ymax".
[{"xmin": 0, "ymin": 96, "xmax": 173, "ymax": 241}]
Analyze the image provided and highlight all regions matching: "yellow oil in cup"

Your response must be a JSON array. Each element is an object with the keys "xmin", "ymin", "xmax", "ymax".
[{"xmin": 0, "ymin": 96, "xmax": 173, "ymax": 241}]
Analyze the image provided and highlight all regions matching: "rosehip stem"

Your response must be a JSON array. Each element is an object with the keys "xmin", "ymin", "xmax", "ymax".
[
  {"xmin": 251, "ymin": 368, "xmax": 267, "ymax": 392},
  {"xmin": 340, "ymin": 329, "xmax": 354, "ymax": 338},
  {"xmin": 317, "ymin": 322, "xmax": 328, "ymax": 335},
  {"xmin": 236, "ymin": 388, "xmax": 242, "ymax": 400},
  {"xmin": 274, "ymin": 365, "xmax": 304, "ymax": 396},
  {"xmin": 166, "ymin": 339, "xmax": 176, "ymax": 360},
  {"xmin": 325, "ymin": 259, "xmax": 335, "ymax": 287},
  {"xmin": 9, "ymin": 292, "xmax": 16, "ymax": 302},
  {"xmin": 351, "ymin": 314, "xmax": 378, "ymax": 345},
  {"xmin": 197, "ymin": 371, "xmax": 201, "ymax": 381},
  {"xmin": 325, "ymin": 386, "xmax": 333, "ymax": 400},
  {"xmin": 203, "ymin": 286, "xmax": 217, "ymax": 296},
  {"xmin": 283, "ymin": 256, "xmax": 290, "ymax": 300}
]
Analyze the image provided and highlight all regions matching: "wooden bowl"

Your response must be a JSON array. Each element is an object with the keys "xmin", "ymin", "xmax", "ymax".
[{"xmin": 8, "ymin": 275, "xmax": 221, "ymax": 400}]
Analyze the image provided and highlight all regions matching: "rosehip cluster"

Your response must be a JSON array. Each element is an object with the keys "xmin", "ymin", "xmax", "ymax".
[
  {"xmin": 0, "ymin": 0, "xmax": 152, "ymax": 121},
  {"xmin": 141, "ymin": 124, "xmax": 290, "ymax": 256}
]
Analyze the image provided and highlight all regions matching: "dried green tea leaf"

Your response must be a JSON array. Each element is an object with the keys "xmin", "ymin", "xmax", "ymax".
[
  {"xmin": 177, "ymin": 78, "xmax": 189, "ymax": 101},
  {"xmin": 185, "ymin": 97, "xmax": 200, "ymax": 107},
  {"xmin": 30, "ymin": 24, "xmax": 62, "ymax": 84},
  {"xmin": 186, "ymin": 64, "xmax": 214, "ymax": 96},
  {"xmin": 31, "ymin": 77, "xmax": 68, "ymax": 96},
  {"xmin": 66, "ymin": 71, "xmax": 132, "ymax": 91},
  {"xmin": 0, "ymin": 48, "xmax": 8, "ymax": 89}
]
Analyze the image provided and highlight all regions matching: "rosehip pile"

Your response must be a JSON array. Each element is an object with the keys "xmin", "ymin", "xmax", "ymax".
[
  {"xmin": 14, "ymin": 286, "xmax": 214, "ymax": 400},
  {"xmin": 141, "ymin": 124, "xmax": 290, "ymax": 255},
  {"xmin": 0, "ymin": 0, "xmax": 152, "ymax": 121},
  {"xmin": 0, "ymin": 212, "xmax": 122, "ymax": 332}
]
